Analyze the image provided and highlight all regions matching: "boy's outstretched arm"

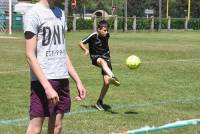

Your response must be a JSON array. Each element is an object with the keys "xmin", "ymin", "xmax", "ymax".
[
  {"xmin": 66, "ymin": 54, "xmax": 86, "ymax": 100},
  {"xmin": 79, "ymin": 42, "xmax": 89, "ymax": 56}
]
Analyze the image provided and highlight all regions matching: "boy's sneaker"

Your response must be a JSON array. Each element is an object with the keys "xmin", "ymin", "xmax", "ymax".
[
  {"xmin": 109, "ymin": 76, "xmax": 120, "ymax": 86},
  {"xmin": 95, "ymin": 100, "xmax": 104, "ymax": 111}
]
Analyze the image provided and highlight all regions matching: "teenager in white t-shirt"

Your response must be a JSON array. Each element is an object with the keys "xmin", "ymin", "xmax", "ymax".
[{"xmin": 24, "ymin": 0, "xmax": 86, "ymax": 133}]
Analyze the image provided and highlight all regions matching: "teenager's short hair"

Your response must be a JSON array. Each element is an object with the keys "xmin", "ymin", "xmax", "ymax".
[{"xmin": 97, "ymin": 20, "xmax": 109, "ymax": 29}]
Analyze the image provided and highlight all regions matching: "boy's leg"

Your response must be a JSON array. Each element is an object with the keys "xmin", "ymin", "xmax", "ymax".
[
  {"xmin": 26, "ymin": 117, "xmax": 44, "ymax": 134},
  {"xmin": 96, "ymin": 58, "xmax": 120, "ymax": 86},
  {"xmin": 99, "ymin": 75, "xmax": 110, "ymax": 100},
  {"xmin": 95, "ymin": 75, "xmax": 110, "ymax": 111},
  {"xmin": 96, "ymin": 58, "xmax": 114, "ymax": 77},
  {"xmin": 48, "ymin": 113, "xmax": 64, "ymax": 134}
]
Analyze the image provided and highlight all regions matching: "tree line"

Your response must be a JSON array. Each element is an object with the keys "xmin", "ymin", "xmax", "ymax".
[{"xmin": 31, "ymin": 0, "xmax": 200, "ymax": 18}]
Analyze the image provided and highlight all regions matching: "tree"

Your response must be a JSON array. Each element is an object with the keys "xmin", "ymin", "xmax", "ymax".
[
  {"xmin": 191, "ymin": 0, "xmax": 200, "ymax": 18},
  {"xmin": 32, "ymin": 0, "xmax": 39, "ymax": 3}
]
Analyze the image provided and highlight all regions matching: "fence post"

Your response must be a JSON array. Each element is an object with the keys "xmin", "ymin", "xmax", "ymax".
[
  {"xmin": 185, "ymin": 16, "xmax": 188, "ymax": 31},
  {"xmin": 151, "ymin": 16, "xmax": 154, "ymax": 31},
  {"xmin": 114, "ymin": 15, "xmax": 118, "ymax": 32},
  {"xmin": 73, "ymin": 14, "xmax": 76, "ymax": 32},
  {"xmin": 124, "ymin": 0, "xmax": 128, "ymax": 32},
  {"xmin": 167, "ymin": 16, "xmax": 171, "ymax": 31},
  {"xmin": 132, "ymin": 15, "xmax": 136, "ymax": 32},
  {"xmin": 93, "ymin": 15, "xmax": 97, "ymax": 32}
]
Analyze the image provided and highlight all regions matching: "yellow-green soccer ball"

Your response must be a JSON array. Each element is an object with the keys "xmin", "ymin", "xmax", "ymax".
[{"xmin": 126, "ymin": 55, "xmax": 141, "ymax": 69}]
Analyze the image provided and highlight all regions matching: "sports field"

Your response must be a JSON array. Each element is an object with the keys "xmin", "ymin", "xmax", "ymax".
[{"xmin": 0, "ymin": 31, "xmax": 200, "ymax": 134}]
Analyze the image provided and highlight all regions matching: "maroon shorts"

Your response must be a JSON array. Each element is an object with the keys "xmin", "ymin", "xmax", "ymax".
[{"xmin": 29, "ymin": 79, "xmax": 71, "ymax": 118}]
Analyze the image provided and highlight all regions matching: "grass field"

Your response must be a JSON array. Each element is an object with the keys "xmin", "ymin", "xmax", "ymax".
[{"xmin": 1, "ymin": 31, "xmax": 200, "ymax": 134}]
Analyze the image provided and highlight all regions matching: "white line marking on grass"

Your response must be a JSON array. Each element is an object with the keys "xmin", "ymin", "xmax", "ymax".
[
  {"xmin": 0, "ymin": 36, "xmax": 22, "ymax": 39},
  {"xmin": 0, "ymin": 58, "xmax": 200, "ymax": 74},
  {"xmin": 143, "ymin": 59, "xmax": 200, "ymax": 63},
  {"xmin": 1, "ymin": 96, "xmax": 200, "ymax": 126},
  {"xmin": 0, "ymin": 117, "xmax": 28, "ymax": 125}
]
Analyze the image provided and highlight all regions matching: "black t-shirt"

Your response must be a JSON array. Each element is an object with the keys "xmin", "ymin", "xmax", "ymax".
[{"xmin": 81, "ymin": 32, "xmax": 110, "ymax": 59}]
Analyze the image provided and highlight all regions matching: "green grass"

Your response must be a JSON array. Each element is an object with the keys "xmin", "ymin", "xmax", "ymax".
[{"xmin": 1, "ymin": 31, "xmax": 200, "ymax": 134}]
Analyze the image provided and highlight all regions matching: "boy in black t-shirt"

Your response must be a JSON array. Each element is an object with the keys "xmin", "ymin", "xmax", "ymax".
[{"xmin": 79, "ymin": 20, "xmax": 120, "ymax": 111}]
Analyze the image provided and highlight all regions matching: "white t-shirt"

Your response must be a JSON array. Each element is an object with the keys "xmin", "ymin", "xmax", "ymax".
[{"xmin": 24, "ymin": 3, "xmax": 69, "ymax": 81}]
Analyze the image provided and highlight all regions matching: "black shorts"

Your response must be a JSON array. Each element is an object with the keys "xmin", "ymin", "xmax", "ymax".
[{"xmin": 91, "ymin": 55, "xmax": 112, "ymax": 75}]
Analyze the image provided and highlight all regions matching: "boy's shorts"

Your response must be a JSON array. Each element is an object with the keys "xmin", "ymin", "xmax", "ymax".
[
  {"xmin": 29, "ymin": 79, "xmax": 71, "ymax": 118},
  {"xmin": 91, "ymin": 55, "xmax": 112, "ymax": 75}
]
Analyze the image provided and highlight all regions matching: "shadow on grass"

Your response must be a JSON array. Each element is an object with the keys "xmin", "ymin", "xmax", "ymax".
[
  {"xmin": 124, "ymin": 111, "xmax": 139, "ymax": 114},
  {"xmin": 80, "ymin": 105, "xmax": 94, "ymax": 109},
  {"xmin": 80, "ymin": 104, "xmax": 119, "ymax": 114},
  {"xmin": 103, "ymin": 104, "xmax": 119, "ymax": 114}
]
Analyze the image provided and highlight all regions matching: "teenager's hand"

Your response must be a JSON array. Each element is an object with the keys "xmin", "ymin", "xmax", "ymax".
[
  {"xmin": 75, "ymin": 82, "xmax": 86, "ymax": 101},
  {"xmin": 84, "ymin": 49, "xmax": 89, "ymax": 56},
  {"xmin": 75, "ymin": 96, "xmax": 82, "ymax": 101},
  {"xmin": 45, "ymin": 87, "xmax": 59, "ymax": 105}
]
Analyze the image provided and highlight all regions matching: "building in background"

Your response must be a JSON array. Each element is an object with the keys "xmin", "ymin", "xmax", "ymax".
[
  {"xmin": 0, "ymin": 0, "xmax": 18, "ymax": 13},
  {"xmin": 0, "ymin": 0, "xmax": 33, "ymax": 32},
  {"xmin": 0, "ymin": 0, "xmax": 33, "ymax": 14},
  {"xmin": 14, "ymin": 2, "xmax": 34, "ymax": 14}
]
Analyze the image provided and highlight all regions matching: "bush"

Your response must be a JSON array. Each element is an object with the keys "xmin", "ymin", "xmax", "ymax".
[
  {"xmin": 67, "ymin": 16, "xmax": 200, "ymax": 31},
  {"xmin": 188, "ymin": 19, "xmax": 200, "ymax": 30}
]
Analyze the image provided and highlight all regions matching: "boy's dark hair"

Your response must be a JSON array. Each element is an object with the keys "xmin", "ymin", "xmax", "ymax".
[{"xmin": 97, "ymin": 20, "xmax": 109, "ymax": 29}]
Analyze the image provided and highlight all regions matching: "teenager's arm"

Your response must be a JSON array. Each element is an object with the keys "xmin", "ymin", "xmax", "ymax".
[
  {"xmin": 66, "ymin": 54, "xmax": 86, "ymax": 100},
  {"xmin": 79, "ymin": 42, "xmax": 89, "ymax": 55},
  {"xmin": 25, "ymin": 32, "xmax": 59, "ymax": 105}
]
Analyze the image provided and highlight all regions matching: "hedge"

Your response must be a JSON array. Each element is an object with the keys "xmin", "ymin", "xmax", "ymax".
[{"xmin": 67, "ymin": 17, "xmax": 200, "ymax": 31}]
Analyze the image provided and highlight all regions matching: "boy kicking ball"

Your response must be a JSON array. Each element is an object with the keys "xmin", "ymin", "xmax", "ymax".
[{"xmin": 79, "ymin": 20, "xmax": 120, "ymax": 111}]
